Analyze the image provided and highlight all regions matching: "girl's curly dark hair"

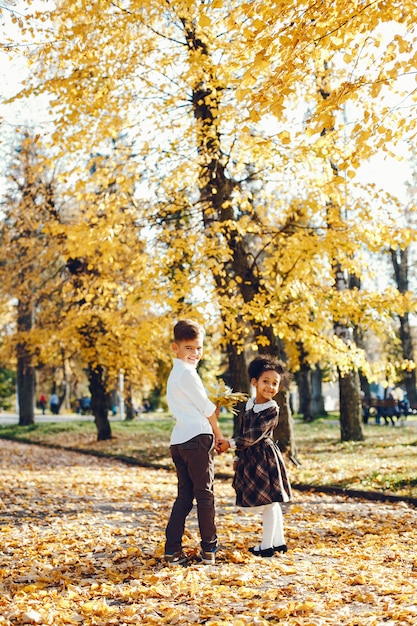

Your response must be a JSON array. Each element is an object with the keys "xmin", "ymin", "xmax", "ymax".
[{"xmin": 248, "ymin": 355, "xmax": 291, "ymax": 389}]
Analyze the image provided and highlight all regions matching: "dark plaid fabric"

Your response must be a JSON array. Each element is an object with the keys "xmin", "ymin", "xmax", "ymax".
[{"xmin": 232, "ymin": 399, "xmax": 292, "ymax": 507}]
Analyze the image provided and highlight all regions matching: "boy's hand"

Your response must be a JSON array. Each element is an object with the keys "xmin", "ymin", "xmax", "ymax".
[{"xmin": 216, "ymin": 438, "xmax": 230, "ymax": 454}]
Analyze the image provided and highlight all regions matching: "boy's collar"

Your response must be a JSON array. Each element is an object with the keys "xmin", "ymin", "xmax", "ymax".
[{"xmin": 173, "ymin": 357, "xmax": 197, "ymax": 370}]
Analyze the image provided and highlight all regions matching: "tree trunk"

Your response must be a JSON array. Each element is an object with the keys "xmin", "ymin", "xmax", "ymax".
[
  {"xmin": 224, "ymin": 339, "xmax": 251, "ymax": 394},
  {"xmin": 52, "ymin": 381, "xmax": 66, "ymax": 414},
  {"xmin": 274, "ymin": 389, "xmax": 299, "ymax": 465},
  {"xmin": 398, "ymin": 313, "xmax": 417, "ymax": 404},
  {"xmin": 88, "ymin": 365, "xmax": 112, "ymax": 440},
  {"xmin": 311, "ymin": 366, "xmax": 326, "ymax": 416},
  {"xmin": 17, "ymin": 354, "xmax": 35, "ymax": 426},
  {"xmin": 294, "ymin": 364, "xmax": 313, "ymax": 421},
  {"xmin": 339, "ymin": 369, "xmax": 364, "ymax": 442},
  {"xmin": 124, "ymin": 382, "xmax": 135, "ymax": 421},
  {"xmin": 390, "ymin": 247, "xmax": 417, "ymax": 404},
  {"xmin": 359, "ymin": 372, "xmax": 371, "ymax": 400},
  {"xmin": 222, "ymin": 340, "xmax": 250, "ymax": 437},
  {"xmin": 333, "ymin": 266, "xmax": 364, "ymax": 442},
  {"xmin": 183, "ymin": 17, "xmax": 297, "ymax": 453},
  {"xmin": 316, "ymin": 60, "xmax": 363, "ymax": 441},
  {"xmin": 17, "ymin": 299, "xmax": 35, "ymax": 426}
]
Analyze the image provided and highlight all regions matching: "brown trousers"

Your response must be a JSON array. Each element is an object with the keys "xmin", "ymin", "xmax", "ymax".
[{"xmin": 165, "ymin": 434, "xmax": 218, "ymax": 555}]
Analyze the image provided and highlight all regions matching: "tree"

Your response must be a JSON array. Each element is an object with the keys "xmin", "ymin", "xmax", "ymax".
[
  {"xmin": 5, "ymin": 0, "xmax": 417, "ymax": 445},
  {"xmin": 0, "ymin": 133, "xmax": 62, "ymax": 425},
  {"xmin": 390, "ymin": 246, "xmax": 417, "ymax": 404},
  {"xmin": 56, "ymin": 139, "xmax": 172, "ymax": 439},
  {"xmin": 177, "ymin": 9, "xmax": 301, "ymax": 454},
  {"xmin": 0, "ymin": 130, "xmax": 170, "ymax": 438},
  {"xmin": 388, "ymin": 158, "xmax": 417, "ymax": 405}
]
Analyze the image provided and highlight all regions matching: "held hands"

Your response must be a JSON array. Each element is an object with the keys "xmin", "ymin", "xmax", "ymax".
[
  {"xmin": 216, "ymin": 438, "xmax": 231, "ymax": 454},
  {"xmin": 212, "ymin": 406, "xmax": 232, "ymax": 454}
]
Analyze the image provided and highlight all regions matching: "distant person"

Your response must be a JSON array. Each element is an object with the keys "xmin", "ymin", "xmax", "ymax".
[
  {"xmin": 50, "ymin": 393, "xmax": 59, "ymax": 415},
  {"xmin": 385, "ymin": 389, "xmax": 400, "ymax": 424},
  {"xmin": 39, "ymin": 394, "xmax": 46, "ymax": 415},
  {"xmin": 76, "ymin": 396, "xmax": 90, "ymax": 414},
  {"xmin": 222, "ymin": 355, "xmax": 292, "ymax": 558},
  {"xmin": 398, "ymin": 391, "xmax": 410, "ymax": 419},
  {"xmin": 164, "ymin": 319, "xmax": 226, "ymax": 566}
]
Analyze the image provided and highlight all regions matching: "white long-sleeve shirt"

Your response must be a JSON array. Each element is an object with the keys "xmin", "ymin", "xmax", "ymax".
[{"xmin": 167, "ymin": 358, "xmax": 217, "ymax": 445}]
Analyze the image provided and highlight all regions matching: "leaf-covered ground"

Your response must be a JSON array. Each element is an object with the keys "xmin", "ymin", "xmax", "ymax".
[{"xmin": 1, "ymin": 440, "xmax": 417, "ymax": 625}]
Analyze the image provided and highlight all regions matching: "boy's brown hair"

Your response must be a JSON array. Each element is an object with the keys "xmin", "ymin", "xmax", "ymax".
[{"xmin": 173, "ymin": 319, "xmax": 205, "ymax": 342}]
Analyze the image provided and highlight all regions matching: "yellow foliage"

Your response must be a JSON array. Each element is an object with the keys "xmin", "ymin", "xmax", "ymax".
[
  {"xmin": 2, "ymin": 0, "xmax": 416, "ymax": 394},
  {"xmin": 206, "ymin": 380, "xmax": 248, "ymax": 413}
]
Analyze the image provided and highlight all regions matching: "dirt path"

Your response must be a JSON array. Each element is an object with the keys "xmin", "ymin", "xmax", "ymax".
[{"xmin": 1, "ymin": 439, "xmax": 417, "ymax": 625}]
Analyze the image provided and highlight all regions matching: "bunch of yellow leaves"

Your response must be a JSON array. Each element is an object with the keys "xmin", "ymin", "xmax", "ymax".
[{"xmin": 207, "ymin": 379, "xmax": 248, "ymax": 414}]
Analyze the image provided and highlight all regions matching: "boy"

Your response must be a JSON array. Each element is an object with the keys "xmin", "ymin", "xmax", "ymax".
[{"xmin": 164, "ymin": 319, "xmax": 225, "ymax": 566}]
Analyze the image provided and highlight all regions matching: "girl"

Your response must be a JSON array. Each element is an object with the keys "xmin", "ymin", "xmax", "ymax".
[{"xmin": 231, "ymin": 355, "xmax": 292, "ymax": 558}]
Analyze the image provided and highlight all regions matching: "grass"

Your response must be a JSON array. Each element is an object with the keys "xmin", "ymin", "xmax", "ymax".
[
  {"xmin": 1, "ymin": 412, "xmax": 417, "ymax": 499},
  {"xmin": 292, "ymin": 415, "xmax": 417, "ymax": 498}
]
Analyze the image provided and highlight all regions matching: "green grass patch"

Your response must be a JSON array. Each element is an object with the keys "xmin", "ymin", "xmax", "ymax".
[
  {"xmin": 0, "ymin": 421, "xmax": 96, "ymax": 437},
  {"xmin": 292, "ymin": 417, "xmax": 417, "ymax": 497},
  {"xmin": 0, "ymin": 414, "xmax": 234, "ymax": 468}
]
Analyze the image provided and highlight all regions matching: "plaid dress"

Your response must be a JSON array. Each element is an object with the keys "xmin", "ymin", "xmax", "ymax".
[{"xmin": 232, "ymin": 398, "xmax": 292, "ymax": 508}]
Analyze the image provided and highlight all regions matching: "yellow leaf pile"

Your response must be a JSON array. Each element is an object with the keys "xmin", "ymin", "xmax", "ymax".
[
  {"xmin": 1, "ymin": 439, "xmax": 417, "ymax": 625},
  {"xmin": 207, "ymin": 380, "xmax": 248, "ymax": 414}
]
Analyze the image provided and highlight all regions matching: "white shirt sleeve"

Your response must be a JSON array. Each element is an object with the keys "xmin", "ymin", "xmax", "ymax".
[{"xmin": 178, "ymin": 367, "xmax": 217, "ymax": 417}]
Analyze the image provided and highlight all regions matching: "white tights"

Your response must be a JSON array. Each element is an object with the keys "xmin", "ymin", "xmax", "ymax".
[{"xmin": 260, "ymin": 502, "xmax": 285, "ymax": 550}]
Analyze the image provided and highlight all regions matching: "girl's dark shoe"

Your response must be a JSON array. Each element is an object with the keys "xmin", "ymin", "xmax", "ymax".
[
  {"xmin": 249, "ymin": 546, "xmax": 274, "ymax": 558},
  {"xmin": 274, "ymin": 544, "xmax": 288, "ymax": 553}
]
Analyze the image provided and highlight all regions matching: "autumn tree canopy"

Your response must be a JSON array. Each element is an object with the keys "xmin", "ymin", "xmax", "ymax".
[{"xmin": 1, "ymin": 0, "xmax": 417, "ymax": 438}]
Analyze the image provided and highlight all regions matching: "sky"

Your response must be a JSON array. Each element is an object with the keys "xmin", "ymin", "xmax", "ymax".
[
  {"xmin": 356, "ymin": 152, "xmax": 412, "ymax": 203},
  {"xmin": 0, "ymin": 2, "xmax": 415, "ymax": 206}
]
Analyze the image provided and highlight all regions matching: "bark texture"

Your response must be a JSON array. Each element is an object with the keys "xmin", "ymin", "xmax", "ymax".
[
  {"xmin": 17, "ymin": 299, "xmax": 35, "ymax": 426},
  {"xmin": 89, "ymin": 365, "xmax": 112, "ymax": 441}
]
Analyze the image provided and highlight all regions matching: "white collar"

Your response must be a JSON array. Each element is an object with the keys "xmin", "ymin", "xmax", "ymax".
[
  {"xmin": 246, "ymin": 397, "xmax": 277, "ymax": 413},
  {"xmin": 173, "ymin": 358, "xmax": 197, "ymax": 371}
]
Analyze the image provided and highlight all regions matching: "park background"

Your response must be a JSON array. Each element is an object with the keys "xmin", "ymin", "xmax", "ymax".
[
  {"xmin": 1, "ymin": 0, "xmax": 417, "ymax": 454},
  {"xmin": 1, "ymin": 2, "xmax": 417, "ymax": 620}
]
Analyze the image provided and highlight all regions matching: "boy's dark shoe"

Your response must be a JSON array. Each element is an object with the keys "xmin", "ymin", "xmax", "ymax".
[
  {"xmin": 164, "ymin": 551, "xmax": 189, "ymax": 566},
  {"xmin": 199, "ymin": 549, "xmax": 216, "ymax": 564}
]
